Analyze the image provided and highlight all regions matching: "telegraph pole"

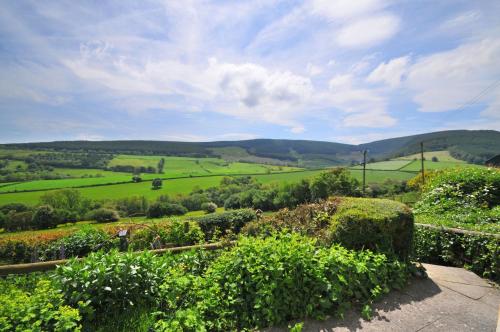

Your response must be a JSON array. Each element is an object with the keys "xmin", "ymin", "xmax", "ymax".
[
  {"xmin": 362, "ymin": 150, "xmax": 367, "ymax": 195},
  {"xmin": 420, "ymin": 142, "xmax": 425, "ymax": 186}
]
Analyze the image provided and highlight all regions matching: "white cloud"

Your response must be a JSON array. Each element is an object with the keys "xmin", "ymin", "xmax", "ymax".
[
  {"xmin": 307, "ymin": 63, "xmax": 323, "ymax": 76},
  {"xmin": 327, "ymin": 74, "xmax": 396, "ymax": 127},
  {"xmin": 336, "ymin": 14, "xmax": 400, "ymax": 48},
  {"xmin": 405, "ymin": 39, "xmax": 500, "ymax": 113},
  {"xmin": 440, "ymin": 10, "xmax": 481, "ymax": 30},
  {"xmin": 309, "ymin": 0, "xmax": 388, "ymax": 21},
  {"xmin": 367, "ymin": 55, "xmax": 410, "ymax": 87}
]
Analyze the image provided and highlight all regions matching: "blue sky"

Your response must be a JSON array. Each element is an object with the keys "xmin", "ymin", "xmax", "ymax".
[{"xmin": 0, "ymin": 0, "xmax": 499, "ymax": 144}]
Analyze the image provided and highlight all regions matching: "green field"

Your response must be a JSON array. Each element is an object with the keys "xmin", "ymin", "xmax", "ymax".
[
  {"xmin": 396, "ymin": 150, "xmax": 463, "ymax": 162},
  {"xmin": 0, "ymin": 156, "xmax": 300, "ymax": 194},
  {"xmin": 399, "ymin": 160, "xmax": 481, "ymax": 172},
  {"xmin": 351, "ymin": 160, "xmax": 412, "ymax": 170},
  {"xmin": 0, "ymin": 168, "xmax": 419, "ymax": 206}
]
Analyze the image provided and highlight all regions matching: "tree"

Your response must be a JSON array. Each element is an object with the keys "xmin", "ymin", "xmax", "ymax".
[
  {"xmin": 152, "ymin": 178, "xmax": 162, "ymax": 190},
  {"xmin": 310, "ymin": 168, "xmax": 360, "ymax": 201},
  {"xmin": 89, "ymin": 208, "xmax": 120, "ymax": 223},
  {"xmin": 431, "ymin": 156, "xmax": 439, "ymax": 162},
  {"xmin": 158, "ymin": 158, "xmax": 165, "ymax": 174},
  {"xmin": 32, "ymin": 205, "xmax": 60, "ymax": 229},
  {"xmin": 132, "ymin": 175, "xmax": 142, "ymax": 183},
  {"xmin": 201, "ymin": 202, "xmax": 218, "ymax": 214}
]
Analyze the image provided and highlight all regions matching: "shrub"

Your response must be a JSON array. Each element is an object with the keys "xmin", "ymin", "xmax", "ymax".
[
  {"xmin": 147, "ymin": 202, "xmax": 187, "ymax": 218},
  {"xmin": 0, "ymin": 279, "xmax": 83, "ymax": 331},
  {"xmin": 32, "ymin": 205, "xmax": 61, "ymax": 229},
  {"xmin": 201, "ymin": 202, "xmax": 217, "ymax": 214},
  {"xmin": 0, "ymin": 211, "xmax": 5, "ymax": 229},
  {"xmin": 310, "ymin": 168, "xmax": 361, "ymax": 201},
  {"xmin": 194, "ymin": 209, "xmax": 257, "ymax": 239},
  {"xmin": 0, "ymin": 202, "xmax": 29, "ymax": 214},
  {"xmin": 41, "ymin": 228, "xmax": 114, "ymax": 261},
  {"xmin": 55, "ymin": 250, "xmax": 172, "ymax": 313},
  {"xmin": 223, "ymin": 194, "xmax": 241, "ymax": 209},
  {"xmin": 328, "ymin": 197, "xmax": 414, "ymax": 260},
  {"xmin": 413, "ymin": 225, "xmax": 499, "ymax": 281},
  {"xmin": 88, "ymin": 208, "xmax": 120, "ymax": 223},
  {"xmin": 130, "ymin": 220, "xmax": 204, "ymax": 249},
  {"xmin": 180, "ymin": 193, "xmax": 210, "ymax": 211},
  {"xmin": 154, "ymin": 234, "xmax": 410, "ymax": 331},
  {"xmin": 4, "ymin": 210, "xmax": 33, "ymax": 231},
  {"xmin": 55, "ymin": 208, "xmax": 78, "ymax": 223},
  {"xmin": 113, "ymin": 196, "xmax": 149, "ymax": 217}
]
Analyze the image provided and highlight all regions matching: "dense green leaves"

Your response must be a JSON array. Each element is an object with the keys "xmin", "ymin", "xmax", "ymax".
[{"xmin": 413, "ymin": 225, "xmax": 499, "ymax": 281}]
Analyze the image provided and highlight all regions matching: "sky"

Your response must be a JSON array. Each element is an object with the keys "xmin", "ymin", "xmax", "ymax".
[{"xmin": 0, "ymin": 0, "xmax": 499, "ymax": 144}]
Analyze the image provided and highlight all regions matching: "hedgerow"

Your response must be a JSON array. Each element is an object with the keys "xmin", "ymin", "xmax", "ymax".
[
  {"xmin": 413, "ymin": 225, "xmax": 499, "ymax": 282},
  {"xmin": 194, "ymin": 209, "xmax": 257, "ymax": 239}
]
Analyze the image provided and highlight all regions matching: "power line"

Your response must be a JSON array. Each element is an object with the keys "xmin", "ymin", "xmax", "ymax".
[{"xmin": 454, "ymin": 78, "xmax": 500, "ymax": 112}]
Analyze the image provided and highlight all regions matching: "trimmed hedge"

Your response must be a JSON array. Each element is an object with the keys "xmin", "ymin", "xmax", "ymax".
[
  {"xmin": 193, "ymin": 209, "xmax": 257, "ymax": 239},
  {"xmin": 328, "ymin": 198, "xmax": 414, "ymax": 260},
  {"xmin": 413, "ymin": 224, "xmax": 499, "ymax": 282},
  {"xmin": 243, "ymin": 197, "xmax": 414, "ymax": 260}
]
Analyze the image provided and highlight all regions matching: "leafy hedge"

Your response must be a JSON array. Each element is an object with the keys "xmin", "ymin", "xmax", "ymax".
[
  {"xmin": 328, "ymin": 198, "xmax": 414, "ymax": 260},
  {"xmin": 0, "ymin": 277, "xmax": 83, "ymax": 331},
  {"xmin": 413, "ymin": 224, "xmax": 499, "ymax": 282},
  {"xmin": 243, "ymin": 197, "xmax": 414, "ymax": 260},
  {"xmin": 193, "ymin": 209, "xmax": 257, "ymax": 239},
  {"xmin": 153, "ymin": 234, "xmax": 411, "ymax": 331}
]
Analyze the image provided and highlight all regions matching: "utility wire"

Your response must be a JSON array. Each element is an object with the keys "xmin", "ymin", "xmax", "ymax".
[{"xmin": 453, "ymin": 78, "xmax": 500, "ymax": 112}]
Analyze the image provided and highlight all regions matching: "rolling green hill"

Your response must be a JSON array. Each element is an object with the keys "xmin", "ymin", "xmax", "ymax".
[{"xmin": 2, "ymin": 130, "xmax": 499, "ymax": 167}]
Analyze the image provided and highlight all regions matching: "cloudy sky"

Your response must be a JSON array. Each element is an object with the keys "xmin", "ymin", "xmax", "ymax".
[{"xmin": 1, "ymin": 0, "xmax": 499, "ymax": 144}]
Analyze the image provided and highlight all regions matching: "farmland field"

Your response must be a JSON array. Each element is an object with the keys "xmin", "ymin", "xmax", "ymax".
[
  {"xmin": 351, "ymin": 160, "xmax": 412, "ymax": 170},
  {"xmin": 395, "ymin": 150, "xmax": 463, "ymax": 162},
  {"xmin": 399, "ymin": 160, "xmax": 481, "ymax": 171},
  {"xmin": 0, "ymin": 168, "xmax": 419, "ymax": 206}
]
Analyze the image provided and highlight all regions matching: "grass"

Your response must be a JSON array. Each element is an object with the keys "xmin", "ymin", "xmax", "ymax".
[
  {"xmin": 0, "ymin": 168, "xmax": 418, "ymax": 206},
  {"xmin": 396, "ymin": 150, "xmax": 464, "ymax": 162},
  {"xmin": 399, "ymin": 160, "xmax": 482, "ymax": 172},
  {"xmin": 351, "ymin": 160, "xmax": 412, "ymax": 170}
]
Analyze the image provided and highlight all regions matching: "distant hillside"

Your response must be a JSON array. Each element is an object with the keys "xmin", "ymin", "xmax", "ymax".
[{"xmin": 2, "ymin": 130, "xmax": 499, "ymax": 167}]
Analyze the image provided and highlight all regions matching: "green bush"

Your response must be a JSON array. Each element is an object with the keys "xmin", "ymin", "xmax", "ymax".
[
  {"xmin": 154, "ymin": 234, "xmax": 410, "ymax": 331},
  {"xmin": 0, "ymin": 202, "xmax": 29, "ymax": 214},
  {"xmin": 88, "ymin": 208, "xmax": 120, "ymax": 223},
  {"xmin": 55, "ymin": 250, "xmax": 171, "ymax": 313},
  {"xmin": 0, "ymin": 279, "xmax": 83, "ymax": 331},
  {"xmin": 0, "ymin": 211, "xmax": 5, "ymax": 229},
  {"xmin": 41, "ymin": 228, "xmax": 114, "ymax": 261},
  {"xmin": 32, "ymin": 204, "xmax": 61, "ymax": 229},
  {"xmin": 147, "ymin": 202, "xmax": 187, "ymax": 218},
  {"xmin": 4, "ymin": 210, "xmax": 33, "ymax": 231},
  {"xmin": 130, "ymin": 220, "xmax": 204, "ymax": 249},
  {"xmin": 328, "ymin": 198, "xmax": 414, "ymax": 260},
  {"xmin": 413, "ymin": 225, "xmax": 499, "ymax": 281},
  {"xmin": 194, "ymin": 209, "xmax": 256, "ymax": 239},
  {"xmin": 201, "ymin": 202, "xmax": 217, "ymax": 214}
]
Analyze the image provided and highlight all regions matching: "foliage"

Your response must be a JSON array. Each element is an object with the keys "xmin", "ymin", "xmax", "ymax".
[
  {"xmin": 310, "ymin": 168, "xmax": 361, "ymax": 200},
  {"xmin": 194, "ymin": 209, "xmax": 257, "ymax": 239},
  {"xmin": 55, "ymin": 250, "xmax": 172, "ymax": 313},
  {"xmin": 147, "ymin": 201, "xmax": 188, "ymax": 218},
  {"xmin": 201, "ymin": 202, "xmax": 217, "ymax": 214},
  {"xmin": 328, "ymin": 198, "xmax": 414, "ymax": 260},
  {"xmin": 41, "ymin": 227, "xmax": 114, "ymax": 261},
  {"xmin": 32, "ymin": 204, "xmax": 60, "ymax": 229},
  {"xmin": 113, "ymin": 196, "xmax": 149, "ymax": 217},
  {"xmin": 88, "ymin": 208, "xmax": 120, "ymax": 223},
  {"xmin": 154, "ymin": 234, "xmax": 411, "ymax": 331},
  {"xmin": 0, "ymin": 279, "xmax": 84, "ymax": 331},
  {"xmin": 413, "ymin": 225, "xmax": 499, "ymax": 282},
  {"xmin": 40, "ymin": 189, "xmax": 94, "ymax": 218},
  {"xmin": 413, "ymin": 167, "xmax": 499, "ymax": 231},
  {"xmin": 152, "ymin": 178, "xmax": 162, "ymax": 190},
  {"xmin": 130, "ymin": 220, "xmax": 204, "ymax": 249}
]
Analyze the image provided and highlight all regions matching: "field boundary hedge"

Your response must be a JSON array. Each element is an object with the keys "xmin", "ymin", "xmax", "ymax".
[{"xmin": 0, "ymin": 241, "xmax": 233, "ymax": 276}]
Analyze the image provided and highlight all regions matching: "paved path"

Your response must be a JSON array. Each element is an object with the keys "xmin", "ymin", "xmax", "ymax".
[{"xmin": 270, "ymin": 264, "xmax": 500, "ymax": 331}]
